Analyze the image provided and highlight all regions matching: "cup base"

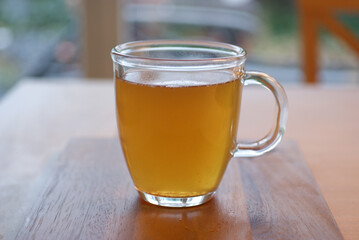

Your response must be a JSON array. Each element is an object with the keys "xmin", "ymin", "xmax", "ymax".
[{"xmin": 138, "ymin": 191, "xmax": 215, "ymax": 208}]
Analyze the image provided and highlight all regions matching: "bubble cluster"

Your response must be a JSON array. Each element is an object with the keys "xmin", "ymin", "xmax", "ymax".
[{"xmin": 121, "ymin": 70, "xmax": 235, "ymax": 88}]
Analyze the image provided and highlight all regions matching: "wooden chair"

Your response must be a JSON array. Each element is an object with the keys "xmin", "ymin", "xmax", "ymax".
[{"xmin": 297, "ymin": 0, "xmax": 359, "ymax": 83}]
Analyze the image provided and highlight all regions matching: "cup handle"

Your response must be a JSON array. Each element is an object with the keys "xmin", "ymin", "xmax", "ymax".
[{"xmin": 233, "ymin": 71, "xmax": 288, "ymax": 158}]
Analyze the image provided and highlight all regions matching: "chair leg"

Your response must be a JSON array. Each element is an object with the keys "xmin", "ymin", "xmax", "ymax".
[{"xmin": 301, "ymin": 14, "xmax": 319, "ymax": 84}]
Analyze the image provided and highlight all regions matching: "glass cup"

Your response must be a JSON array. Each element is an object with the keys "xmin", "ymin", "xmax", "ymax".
[{"xmin": 111, "ymin": 40, "xmax": 288, "ymax": 208}]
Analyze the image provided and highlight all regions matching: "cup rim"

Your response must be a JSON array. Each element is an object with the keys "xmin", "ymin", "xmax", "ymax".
[{"xmin": 111, "ymin": 40, "xmax": 247, "ymax": 71}]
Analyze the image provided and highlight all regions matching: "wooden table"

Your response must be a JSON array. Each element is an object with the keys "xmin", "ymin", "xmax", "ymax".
[{"xmin": 0, "ymin": 79, "xmax": 358, "ymax": 239}]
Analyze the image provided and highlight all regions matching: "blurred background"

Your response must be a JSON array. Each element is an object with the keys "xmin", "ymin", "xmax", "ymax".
[{"xmin": 0, "ymin": 0, "xmax": 358, "ymax": 98}]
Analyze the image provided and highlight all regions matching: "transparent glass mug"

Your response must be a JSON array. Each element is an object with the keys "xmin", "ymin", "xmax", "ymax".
[{"xmin": 111, "ymin": 40, "xmax": 288, "ymax": 208}]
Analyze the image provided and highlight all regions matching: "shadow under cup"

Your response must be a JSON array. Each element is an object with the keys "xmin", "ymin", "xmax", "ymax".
[{"xmin": 111, "ymin": 40, "xmax": 288, "ymax": 208}]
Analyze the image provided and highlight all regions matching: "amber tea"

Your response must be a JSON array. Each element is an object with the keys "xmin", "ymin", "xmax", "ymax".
[{"xmin": 115, "ymin": 71, "xmax": 242, "ymax": 198}]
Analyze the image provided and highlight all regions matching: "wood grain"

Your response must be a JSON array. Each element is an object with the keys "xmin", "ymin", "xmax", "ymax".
[
  {"xmin": 16, "ymin": 139, "xmax": 344, "ymax": 239},
  {"xmin": 15, "ymin": 139, "xmax": 252, "ymax": 240},
  {"xmin": 0, "ymin": 81, "xmax": 117, "ymax": 240},
  {"xmin": 238, "ymin": 142, "xmax": 343, "ymax": 239}
]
